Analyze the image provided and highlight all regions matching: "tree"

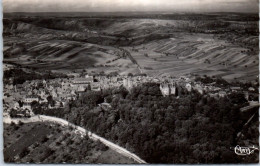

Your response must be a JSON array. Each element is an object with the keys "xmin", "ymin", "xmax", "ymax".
[
  {"xmin": 19, "ymin": 147, "xmax": 30, "ymax": 158},
  {"xmin": 47, "ymin": 95, "xmax": 53, "ymax": 103},
  {"xmin": 18, "ymin": 100, "xmax": 23, "ymax": 107},
  {"xmin": 31, "ymin": 101, "xmax": 40, "ymax": 110},
  {"xmin": 18, "ymin": 120, "xmax": 24, "ymax": 126},
  {"xmin": 228, "ymin": 92, "xmax": 247, "ymax": 105},
  {"xmin": 128, "ymin": 73, "xmax": 133, "ymax": 77},
  {"xmin": 47, "ymin": 95, "xmax": 55, "ymax": 106}
]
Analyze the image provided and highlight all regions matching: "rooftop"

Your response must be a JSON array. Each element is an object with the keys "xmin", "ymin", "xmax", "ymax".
[
  {"xmin": 73, "ymin": 77, "xmax": 93, "ymax": 83},
  {"xmin": 25, "ymin": 95, "xmax": 38, "ymax": 98}
]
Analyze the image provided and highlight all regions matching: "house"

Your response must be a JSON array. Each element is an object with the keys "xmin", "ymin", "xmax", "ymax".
[
  {"xmin": 24, "ymin": 108, "xmax": 33, "ymax": 117},
  {"xmin": 48, "ymin": 104, "xmax": 55, "ymax": 109},
  {"xmin": 91, "ymin": 82, "xmax": 101, "ymax": 91},
  {"xmin": 169, "ymin": 84, "xmax": 176, "ymax": 95},
  {"xmin": 24, "ymin": 95, "xmax": 39, "ymax": 103},
  {"xmin": 180, "ymin": 76, "xmax": 190, "ymax": 81},
  {"xmin": 73, "ymin": 77, "xmax": 93, "ymax": 85},
  {"xmin": 218, "ymin": 91, "xmax": 227, "ymax": 97},
  {"xmin": 230, "ymin": 87, "xmax": 241, "ymax": 92},
  {"xmin": 244, "ymin": 91, "xmax": 249, "ymax": 101},
  {"xmin": 39, "ymin": 90, "xmax": 47, "ymax": 99},
  {"xmin": 123, "ymin": 78, "xmax": 134, "ymax": 90},
  {"xmin": 16, "ymin": 84, "xmax": 24, "ymax": 89},
  {"xmin": 42, "ymin": 79, "xmax": 47, "ymax": 84},
  {"xmin": 194, "ymin": 84, "xmax": 204, "ymax": 94},
  {"xmin": 77, "ymin": 86, "xmax": 86, "ymax": 92},
  {"xmin": 185, "ymin": 83, "xmax": 192, "ymax": 92},
  {"xmin": 5, "ymin": 84, "xmax": 13, "ymax": 90},
  {"xmin": 60, "ymin": 101, "xmax": 65, "ymax": 108},
  {"xmin": 47, "ymin": 100, "xmax": 61, "ymax": 109},
  {"xmin": 98, "ymin": 103, "xmax": 112, "ymax": 111},
  {"xmin": 160, "ymin": 83, "xmax": 176, "ymax": 97},
  {"xmin": 56, "ymin": 87, "xmax": 64, "ymax": 95},
  {"xmin": 73, "ymin": 77, "xmax": 93, "ymax": 92},
  {"xmin": 249, "ymin": 101, "xmax": 259, "ymax": 106},
  {"xmin": 48, "ymin": 85, "xmax": 54, "ymax": 91},
  {"xmin": 22, "ymin": 102, "xmax": 32, "ymax": 110},
  {"xmin": 85, "ymin": 74, "xmax": 94, "ymax": 79},
  {"xmin": 32, "ymin": 89, "xmax": 38, "ymax": 95},
  {"xmin": 248, "ymin": 87, "xmax": 255, "ymax": 92},
  {"xmin": 13, "ymin": 102, "xmax": 20, "ymax": 110},
  {"xmin": 39, "ymin": 97, "xmax": 48, "ymax": 104},
  {"xmin": 15, "ymin": 109, "xmax": 32, "ymax": 118},
  {"xmin": 153, "ymin": 78, "xmax": 160, "ymax": 83},
  {"xmin": 51, "ymin": 90, "xmax": 58, "ymax": 98},
  {"xmin": 209, "ymin": 93, "xmax": 218, "ymax": 99},
  {"xmin": 71, "ymin": 90, "xmax": 76, "ymax": 96},
  {"xmin": 55, "ymin": 101, "xmax": 62, "ymax": 108}
]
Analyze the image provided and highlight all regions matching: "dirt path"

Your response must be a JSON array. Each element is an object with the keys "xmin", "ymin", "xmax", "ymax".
[{"xmin": 3, "ymin": 115, "xmax": 147, "ymax": 164}]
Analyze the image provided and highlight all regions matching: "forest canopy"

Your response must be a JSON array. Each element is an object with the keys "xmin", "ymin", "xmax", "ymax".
[{"xmin": 32, "ymin": 83, "xmax": 258, "ymax": 164}]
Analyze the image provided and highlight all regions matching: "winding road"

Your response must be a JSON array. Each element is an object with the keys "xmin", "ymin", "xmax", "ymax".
[
  {"xmin": 3, "ymin": 115, "xmax": 147, "ymax": 164},
  {"xmin": 119, "ymin": 47, "xmax": 143, "ymax": 73}
]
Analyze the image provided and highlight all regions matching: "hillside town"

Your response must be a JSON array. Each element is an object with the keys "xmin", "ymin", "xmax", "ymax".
[{"xmin": 3, "ymin": 66, "xmax": 258, "ymax": 119}]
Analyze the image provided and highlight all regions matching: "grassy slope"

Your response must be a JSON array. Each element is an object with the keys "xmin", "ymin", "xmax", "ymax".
[{"xmin": 3, "ymin": 122, "xmax": 136, "ymax": 164}]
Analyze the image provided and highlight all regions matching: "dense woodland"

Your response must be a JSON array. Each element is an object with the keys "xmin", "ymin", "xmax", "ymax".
[{"xmin": 32, "ymin": 83, "xmax": 259, "ymax": 163}]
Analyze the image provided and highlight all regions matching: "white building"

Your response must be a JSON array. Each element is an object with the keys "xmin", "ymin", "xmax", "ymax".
[
  {"xmin": 73, "ymin": 77, "xmax": 93, "ymax": 92},
  {"xmin": 13, "ymin": 102, "xmax": 20, "ymax": 110},
  {"xmin": 23, "ymin": 102, "xmax": 32, "ymax": 110},
  {"xmin": 160, "ymin": 83, "xmax": 176, "ymax": 97},
  {"xmin": 194, "ymin": 84, "xmax": 203, "ymax": 94},
  {"xmin": 123, "ymin": 78, "xmax": 134, "ymax": 90},
  {"xmin": 24, "ymin": 95, "xmax": 39, "ymax": 103},
  {"xmin": 91, "ymin": 82, "xmax": 101, "ymax": 91},
  {"xmin": 218, "ymin": 91, "xmax": 227, "ymax": 97},
  {"xmin": 72, "ymin": 77, "xmax": 93, "ymax": 85},
  {"xmin": 185, "ymin": 83, "xmax": 192, "ymax": 92},
  {"xmin": 248, "ymin": 87, "xmax": 255, "ymax": 92}
]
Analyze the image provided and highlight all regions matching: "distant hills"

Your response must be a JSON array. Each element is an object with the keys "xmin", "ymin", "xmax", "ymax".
[{"xmin": 3, "ymin": 13, "xmax": 259, "ymax": 82}]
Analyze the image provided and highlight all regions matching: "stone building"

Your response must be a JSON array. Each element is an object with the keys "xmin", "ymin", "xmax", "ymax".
[{"xmin": 160, "ymin": 83, "xmax": 176, "ymax": 97}]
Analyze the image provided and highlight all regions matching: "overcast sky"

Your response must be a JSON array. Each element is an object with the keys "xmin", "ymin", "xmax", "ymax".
[{"xmin": 3, "ymin": 0, "xmax": 259, "ymax": 13}]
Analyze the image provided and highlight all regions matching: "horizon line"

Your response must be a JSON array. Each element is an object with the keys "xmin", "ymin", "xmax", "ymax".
[{"xmin": 3, "ymin": 11, "xmax": 259, "ymax": 14}]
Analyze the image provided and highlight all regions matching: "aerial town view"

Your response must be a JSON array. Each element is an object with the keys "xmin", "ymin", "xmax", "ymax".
[{"xmin": 2, "ymin": 0, "xmax": 259, "ymax": 164}]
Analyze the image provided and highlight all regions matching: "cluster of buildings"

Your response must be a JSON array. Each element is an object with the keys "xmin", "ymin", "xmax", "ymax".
[
  {"xmin": 4, "ymin": 77, "xmax": 77, "ymax": 116},
  {"xmin": 3, "ymin": 69, "xmax": 258, "ymax": 118},
  {"xmin": 3, "ymin": 74, "xmax": 163, "ymax": 117},
  {"xmin": 72, "ymin": 76, "xmax": 98, "ymax": 92},
  {"xmin": 158, "ymin": 76, "xmax": 258, "ymax": 103}
]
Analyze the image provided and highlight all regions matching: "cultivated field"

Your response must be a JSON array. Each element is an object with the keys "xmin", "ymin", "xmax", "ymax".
[
  {"xmin": 3, "ymin": 13, "xmax": 259, "ymax": 81},
  {"xmin": 124, "ymin": 32, "xmax": 258, "ymax": 81},
  {"xmin": 3, "ymin": 122, "xmax": 136, "ymax": 164}
]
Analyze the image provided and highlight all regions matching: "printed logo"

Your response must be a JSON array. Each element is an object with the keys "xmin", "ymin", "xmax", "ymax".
[{"xmin": 234, "ymin": 145, "xmax": 259, "ymax": 156}]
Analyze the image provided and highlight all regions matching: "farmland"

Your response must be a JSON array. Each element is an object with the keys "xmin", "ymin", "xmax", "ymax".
[
  {"xmin": 3, "ymin": 13, "xmax": 258, "ymax": 82},
  {"xmin": 124, "ymin": 32, "xmax": 258, "ymax": 81},
  {"xmin": 3, "ymin": 122, "xmax": 136, "ymax": 164}
]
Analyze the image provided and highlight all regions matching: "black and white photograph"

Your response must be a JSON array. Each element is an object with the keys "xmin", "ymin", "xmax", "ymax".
[{"xmin": 2, "ymin": 0, "xmax": 259, "ymax": 164}]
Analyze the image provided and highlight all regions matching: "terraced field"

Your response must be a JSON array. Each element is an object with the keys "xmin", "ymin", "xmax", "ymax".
[
  {"xmin": 3, "ymin": 13, "xmax": 258, "ymax": 81},
  {"xmin": 3, "ymin": 122, "xmax": 136, "ymax": 164},
  {"xmin": 4, "ymin": 37, "xmax": 136, "ymax": 74},
  {"xmin": 124, "ymin": 32, "xmax": 258, "ymax": 81}
]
